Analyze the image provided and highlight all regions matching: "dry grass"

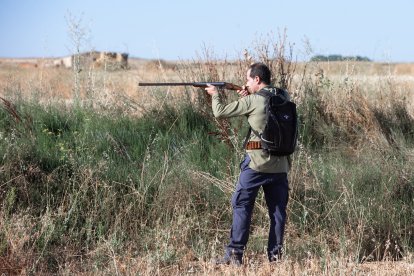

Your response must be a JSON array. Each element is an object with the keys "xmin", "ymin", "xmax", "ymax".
[
  {"xmin": 1, "ymin": 58, "xmax": 413, "ymax": 112},
  {"xmin": 1, "ymin": 58, "xmax": 414, "ymax": 274},
  {"xmin": 1, "ymin": 214, "xmax": 413, "ymax": 276}
]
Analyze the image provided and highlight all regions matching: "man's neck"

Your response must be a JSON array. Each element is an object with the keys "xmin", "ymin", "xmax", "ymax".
[
  {"xmin": 257, "ymin": 83, "xmax": 269, "ymax": 91},
  {"xmin": 251, "ymin": 83, "xmax": 269, "ymax": 94}
]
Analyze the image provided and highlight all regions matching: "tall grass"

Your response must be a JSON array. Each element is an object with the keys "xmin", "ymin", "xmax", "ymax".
[
  {"xmin": 1, "ymin": 39, "xmax": 414, "ymax": 274},
  {"xmin": 0, "ymin": 98, "xmax": 240, "ymax": 273}
]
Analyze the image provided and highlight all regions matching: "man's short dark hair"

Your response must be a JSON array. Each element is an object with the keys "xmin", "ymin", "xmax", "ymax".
[{"xmin": 249, "ymin": 63, "xmax": 271, "ymax": 85}]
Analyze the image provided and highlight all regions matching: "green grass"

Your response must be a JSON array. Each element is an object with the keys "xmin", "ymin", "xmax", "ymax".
[{"xmin": 1, "ymin": 87, "xmax": 414, "ymax": 273}]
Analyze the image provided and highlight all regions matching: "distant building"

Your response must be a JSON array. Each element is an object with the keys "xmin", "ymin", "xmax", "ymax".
[{"xmin": 53, "ymin": 51, "xmax": 128, "ymax": 70}]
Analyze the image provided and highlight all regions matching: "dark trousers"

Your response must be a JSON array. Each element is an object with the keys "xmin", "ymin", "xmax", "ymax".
[{"xmin": 226, "ymin": 154, "xmax": 289, "ymax": 259}]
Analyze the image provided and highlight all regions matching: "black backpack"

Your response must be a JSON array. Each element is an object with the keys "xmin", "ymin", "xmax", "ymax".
[{"xmin": 245, "ymin": 87, "xmax": 298, "ymax": 156}]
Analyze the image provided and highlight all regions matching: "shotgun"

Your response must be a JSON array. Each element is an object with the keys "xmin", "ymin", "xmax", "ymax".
[{"xmin": 138, "ymin": 82, "xmax": 243, "ymax": 91}]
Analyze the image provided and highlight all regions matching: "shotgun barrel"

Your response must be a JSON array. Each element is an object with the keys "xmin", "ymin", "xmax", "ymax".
[{"xmin": 138, "ymin": 82, "xmax": 243, "ymax": 91}]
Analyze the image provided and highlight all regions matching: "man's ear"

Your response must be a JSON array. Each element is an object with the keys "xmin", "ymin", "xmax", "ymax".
[{"xmin": 254, "ymin": 75, "xmax": 261, "ymax": 84}]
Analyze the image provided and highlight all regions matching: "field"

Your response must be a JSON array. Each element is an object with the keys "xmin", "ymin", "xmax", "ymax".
[{"xmin": 1, "ymin": 49, "xmax": 414, "ymax": 275}]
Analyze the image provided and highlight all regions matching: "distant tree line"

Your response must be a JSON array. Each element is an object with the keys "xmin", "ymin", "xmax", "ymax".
[{"xmin": 310, "ymin": 54, "xmax": 372, "ymax": 62}]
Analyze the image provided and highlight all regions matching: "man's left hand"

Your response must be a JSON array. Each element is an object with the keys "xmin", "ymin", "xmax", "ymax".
[{"xmin": 205, "ymin": 84, "xmax": 219, "ymax": 96}]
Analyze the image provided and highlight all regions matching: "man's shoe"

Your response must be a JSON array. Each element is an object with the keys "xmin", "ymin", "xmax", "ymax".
[
  {"xmin": 268, "ymin": 252, "xmax": 283, "ymax": 262},
  {"xmin": 213, "ymin": 253, "xmax": 243, "ymax": 266}
]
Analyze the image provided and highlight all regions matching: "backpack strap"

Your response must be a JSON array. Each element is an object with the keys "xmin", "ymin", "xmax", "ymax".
[
  {"xmin": 242, "ymin": 87, "xmax": 289, "ymax": 150},
  {"xmin": 256, "ymin": 89, "xmax": 273, "ymax": 99},
  {"xmin": 258, "ymin": 87, "xmax": 289, "ymax": 101}
]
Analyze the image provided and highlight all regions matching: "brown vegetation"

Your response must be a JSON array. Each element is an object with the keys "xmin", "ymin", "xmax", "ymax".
[{"xmin": 1, "ymin": 57, "xmax": 414, "ymax": 274}]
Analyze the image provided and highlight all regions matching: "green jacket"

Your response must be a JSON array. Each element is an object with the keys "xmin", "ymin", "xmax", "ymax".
[{"xmin": 211, "ymin": 86, "xmax": 290, "ymax": 173}]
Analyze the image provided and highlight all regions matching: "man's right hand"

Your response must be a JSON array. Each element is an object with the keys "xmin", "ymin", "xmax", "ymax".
[{"xmin": 237, "ymin": 85, "xmax": 249, "ymax": 97}]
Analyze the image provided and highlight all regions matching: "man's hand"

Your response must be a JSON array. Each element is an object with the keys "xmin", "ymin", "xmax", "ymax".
[
  {"xmin": 205, "ymin": 84, "xmax": 219, "ymax": 96},
  {"xmin": 237, "ymin": 85, "xmax": 249, "ymax": 97},
  {"xmin": 205, "ymin": 84, "xmax": 249, "ymax": 97}
]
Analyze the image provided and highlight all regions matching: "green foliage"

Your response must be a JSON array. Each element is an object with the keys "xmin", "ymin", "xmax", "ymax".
[
  {"xmin": 0, "ymin": 102, "xmax": 233, "ymax": 252},
  {"xmin": 1, "ymin": 90, "xmax": 413, "ymax": 271}
]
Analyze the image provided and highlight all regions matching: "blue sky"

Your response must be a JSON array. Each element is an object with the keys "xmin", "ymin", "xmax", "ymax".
[{"xmin": 0, "ymin": 0, "xmax": 412, "ymax": 62}]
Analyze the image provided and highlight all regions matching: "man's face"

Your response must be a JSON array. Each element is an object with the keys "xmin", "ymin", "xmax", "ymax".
[{"xmin": 246, "ymin": 69, "xmax": 260, "ymax": 93}]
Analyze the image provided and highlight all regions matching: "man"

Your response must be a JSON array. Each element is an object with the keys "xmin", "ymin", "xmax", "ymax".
[{"xmin": 205, "ymin": 63, "xmax": 290, "ymax": 266}]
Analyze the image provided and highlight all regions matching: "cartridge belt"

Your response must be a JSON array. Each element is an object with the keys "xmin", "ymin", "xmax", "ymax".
[{"xmin": 245, "ymin": 141, "xmax": 262, "ymax": 150}]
